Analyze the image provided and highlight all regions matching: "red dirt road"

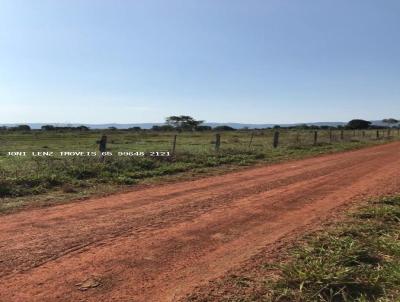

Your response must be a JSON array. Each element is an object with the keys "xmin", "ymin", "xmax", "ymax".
[{"xmin": 1, "ymin": 142, "xmax": 399, "ymax": 302}]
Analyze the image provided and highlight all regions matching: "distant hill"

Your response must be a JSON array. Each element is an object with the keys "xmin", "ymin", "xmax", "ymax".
[{"xmin": 1, "ymin": 120, "xmax": 395, "ymax": 129}]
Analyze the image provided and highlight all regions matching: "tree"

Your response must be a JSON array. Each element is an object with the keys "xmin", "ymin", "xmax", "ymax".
[
  {"xmin": 41, "ymin": 125, "xmax": 55, "ymax": 131},
  {"xmin": 346, "ymin": 119, "xmax": 371, "ymax": 130},
  {"xmin": 382, "ymin": 118, "xmax": 399, "ymax": 127},
  {"xmin": 213, "ymin": 125, "xmax": 236, "ymax": 131},
  {"xmin": 76, "ymin": 125, "xmax": 90, "ymax": 131},
  {"xmin": 128, "ymin": 126, "xmax": 142, "ymax": 131},
  {"xmin": 151, "ymin": 125, "xmax": 174, "ymax": 131},
  {"xmin": 11, "ymin": 125, "xmax": 31, "ymax": 131},
  {"xmin": 196, "ymin": 125, "xmax": 212, "ymax": 131},
  {"xmin": 165, "ymin": 115, "xmax": 204, "ymax": 131}
]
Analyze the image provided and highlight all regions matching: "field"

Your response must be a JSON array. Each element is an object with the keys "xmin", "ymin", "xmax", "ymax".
[
  {"xmin": 1, "ymin": 141, "xmax": 399, "ymax": 301},
  {"xmin": 0, "ymin": 128, "xmax": 398, "ymax": 212}
]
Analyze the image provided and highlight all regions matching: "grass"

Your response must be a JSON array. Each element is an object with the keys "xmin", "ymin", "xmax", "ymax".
[
  {"xmin": 191, "ymin": 195, "xmax": 400, "ymax": 302},
  {"xmin": 0, "ymin": 129, "xmax": 398, "ymax": 213}
]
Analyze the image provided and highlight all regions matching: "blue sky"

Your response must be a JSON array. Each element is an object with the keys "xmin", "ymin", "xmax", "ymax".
[{"xmin": 0, "ymin": 0, "xmax": 399, "ymax": 124}]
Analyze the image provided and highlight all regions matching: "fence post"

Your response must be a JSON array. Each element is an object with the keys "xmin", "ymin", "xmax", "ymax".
[
  {"xmin": 171, "ymin": 134, "xmax": 177, "ymax": 155},
  {"xmin": 215, "ymin": 133, "xmax": 221, "ymax": 151},
  {"xmin": 340, "ymin": 130, "xmax": 344, "ymax": 140},
  {"xmin": 295, "ymin": 131, "xmax": 300, "ymax": 145},
  {"xmin": 97, "ymin": 135, "xmax": 107, "ymax": 162},
  {"xmin": 248, "ymin": 132, "xmax": 255, "ymax": 148},
  {"xmin": 273, "ymin": 131, "xmax": 280, "ymax": 148},
  {"xmin": 376, "ymin": 130, "xmax": 380, "ymax": 139},
  {"xmin": 329, "ymin": 130, "xmax": 333, "ymax": 143},
  {"xmin": 313, "ymin": 131, "xmax": 318, "ymax": 145},
  {"xmin": 362, "ymin": 131, "xmax": 365, "ymax": 138}
]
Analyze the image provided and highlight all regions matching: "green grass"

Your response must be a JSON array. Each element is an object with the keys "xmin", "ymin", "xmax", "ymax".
[
  {"xmin": 269, "ymin": 196, "xmax": 400, "ymax": 302},
  {"xmin": 191, "ymin": 195, "xmax": 400, "ymax": 302},
  {"xmin": 0, "ymin": 129, "xmax": 398, "ymax": 213}
]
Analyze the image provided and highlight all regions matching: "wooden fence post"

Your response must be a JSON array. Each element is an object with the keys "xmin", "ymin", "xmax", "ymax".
[
  {"xmin": 215, "ymin": 133, "xmax": 221, "ymax": 151},
  {"xmin": 248, "ymin": 132, "xmax": 255, "ymax": 148},
  {"xmin": 329, "ymin": 130, "xmax": 333, "ymax": 143},
  {"xmin": 97, "ymin": 135, "xmax": 107, "ymax": 162},
  {"xmin": 171, "ymin": 134, "xmax": 177, "ymax": 154},
  {"xmin": 376, "ymin": 130, "xmax": 380, "ymax": 139},
  {"xmin": 340, "ymin": 130, "xmax": 344, "ymax": 140},
  {"xmin": 313, "ymin": 131, "xmax": 318, "ymax": 145},
  {"xmin": 273, "ymin": 131, "xmax": 280, "ymax": 148}
]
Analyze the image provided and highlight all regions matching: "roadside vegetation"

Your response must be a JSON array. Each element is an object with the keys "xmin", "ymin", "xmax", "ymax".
[
  {"xmin": 0, "ymin": 116, "xmax": 399, "ymax": 213},
  {"xmin": 186, "ymin": 195, "xmax": 400, "ymax": 302}
]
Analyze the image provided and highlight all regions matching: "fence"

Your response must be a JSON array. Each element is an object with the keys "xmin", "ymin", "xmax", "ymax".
[
  {"xmin": 0, "ymin": 128, "xmax": 398, "ymax": 194},
  {"xmin": 161, "ymin": 128, "xmax": 400, "ymax": 154},
  {"xmin": 0, "ymin": 128, "xmax": 399, "ymax": 158}
]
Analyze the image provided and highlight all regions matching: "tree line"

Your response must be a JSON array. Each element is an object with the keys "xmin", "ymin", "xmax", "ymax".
[{"xmin": 1, "ymin": 117, "xmax": 399, "ymax": 132}]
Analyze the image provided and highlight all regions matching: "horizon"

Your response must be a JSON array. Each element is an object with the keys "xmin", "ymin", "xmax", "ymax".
[
  {"xmin": 1, "ymin": 1, "xmax": 399, "ymax": 123},
  {"xmin": 1, "ymin": 118, "xmax": 396, "ymax": 129}
]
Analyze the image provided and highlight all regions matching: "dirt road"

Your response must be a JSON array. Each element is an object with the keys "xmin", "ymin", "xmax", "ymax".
[{"xmin": 1, "ymin": 142, "xmax": 399, "ymax": 302}]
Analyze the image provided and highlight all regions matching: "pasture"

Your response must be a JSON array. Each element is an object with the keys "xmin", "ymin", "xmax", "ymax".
[{"xmin": 0, "ymin": 128, "xmax": 397, "ymax": 212}]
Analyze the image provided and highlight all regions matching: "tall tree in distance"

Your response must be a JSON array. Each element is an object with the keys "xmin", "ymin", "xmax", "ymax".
[
  {"xmin": 165, "ymin": 115, "xmax": 204, "ymax": 131},
  {"xmin": 346, "ymin": 119, "xmax": 371, "ymax": 130}
]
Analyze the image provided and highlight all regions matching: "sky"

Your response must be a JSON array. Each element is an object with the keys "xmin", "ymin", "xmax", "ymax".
[{"xmin": 0, "ymin": 0, "xmax": 399, "ymax": 124}]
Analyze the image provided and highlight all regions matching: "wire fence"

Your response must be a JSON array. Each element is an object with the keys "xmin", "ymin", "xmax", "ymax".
[
  {"xmin": 1, "ymin": 129, "xmax": 399, "ymax": 157},
  {"xmin": 178, "ymin": 128, "xmax": 399, "ymax": 152}
]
